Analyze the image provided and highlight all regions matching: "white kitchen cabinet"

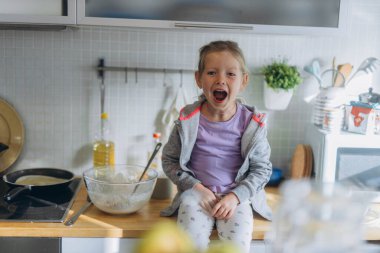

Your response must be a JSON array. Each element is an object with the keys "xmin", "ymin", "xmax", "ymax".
[
  {"xmin": 76, "ymin": 0, "xmax": 349, "ymax": 35},
  {"xmin": 62, "ymin": 238, "xmax": 380, "ymax": 253},
  {"xmin": 0, "ymin": 0, "xmax": 76, "ymax": 25},
  {"xmin": 0, "ymin": 0, "xmax": 348, "ymax": 34},
  {"xmin": 62, "ymin": 238, "xmax": 268, "ymax": 253}
]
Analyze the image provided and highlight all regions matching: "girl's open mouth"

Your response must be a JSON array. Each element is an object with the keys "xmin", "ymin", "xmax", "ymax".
[{"xmin": 213, "ymin": 90, "xmax": 228, "ymax": 102}]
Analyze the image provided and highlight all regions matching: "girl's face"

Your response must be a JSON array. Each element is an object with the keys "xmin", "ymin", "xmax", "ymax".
[{"xmin": 195, "ymin": 51, "xmax": 248, "ymax": 114}]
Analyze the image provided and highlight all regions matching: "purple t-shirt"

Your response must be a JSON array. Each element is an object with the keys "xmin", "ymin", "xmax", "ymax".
[{"xmin": 188, "ymin": 103, "xmax": 253, "ymax": 194}]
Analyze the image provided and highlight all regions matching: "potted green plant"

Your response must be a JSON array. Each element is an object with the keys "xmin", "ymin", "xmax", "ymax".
[{"xmin": 261, "ymin": 59, "xmax": 303, "ymax": 110}]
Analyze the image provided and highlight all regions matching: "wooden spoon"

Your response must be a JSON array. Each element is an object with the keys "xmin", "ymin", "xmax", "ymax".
[{"xmin": 334, "ymin": 63, "xmax": 353, "ymax": 87}]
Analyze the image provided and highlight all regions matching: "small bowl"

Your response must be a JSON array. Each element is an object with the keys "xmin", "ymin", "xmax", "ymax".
[
  {"xmin": 83, "ymin": 164, "xmax": 158, "ymax": 214},
  {"xmin": 268, "ymin": 168, "xmax": 283, "ymax": 187}
]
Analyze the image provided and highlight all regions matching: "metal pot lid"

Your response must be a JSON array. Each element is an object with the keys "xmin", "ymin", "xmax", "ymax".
[
  {"xmin": 359, "ymin": 88, "xmax": 380, "ymax": 103},
  {"xmin": 0, "ymin": 98, "xmax": 24, "ymax": 173}
]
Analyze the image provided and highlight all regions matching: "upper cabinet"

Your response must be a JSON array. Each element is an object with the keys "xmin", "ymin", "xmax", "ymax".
[
  {"xmin": 77, "ymin": 0, "xmax": 349, "ymax": 35},
  {"xmin": 0, "ymin": 0, "xmax": 349, "ymax": 35},
  {"xmin": 0, "ymin": 0, "xmax": 76, "ymax": 26}
]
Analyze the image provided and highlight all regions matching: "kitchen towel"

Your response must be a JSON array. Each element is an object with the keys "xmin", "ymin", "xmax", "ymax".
[{"xmin": 157, "ymin": 81, "xmax": 189, "ymax": 144}]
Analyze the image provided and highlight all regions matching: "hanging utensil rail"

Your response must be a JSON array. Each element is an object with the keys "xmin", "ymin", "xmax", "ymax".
[{"xmin": 96, "ymin": 58, "xmax": 195, "ymax": 84}]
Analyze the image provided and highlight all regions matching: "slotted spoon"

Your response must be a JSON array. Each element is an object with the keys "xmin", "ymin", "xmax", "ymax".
[{"xmin": 346, "ymin": 57, "xmax": 380, "ymax": 85}]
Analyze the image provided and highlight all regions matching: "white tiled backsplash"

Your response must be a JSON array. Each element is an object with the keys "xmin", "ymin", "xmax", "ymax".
[{"xmin": 1, "ymin": 1, "xmax": 379, "ymax": 176}]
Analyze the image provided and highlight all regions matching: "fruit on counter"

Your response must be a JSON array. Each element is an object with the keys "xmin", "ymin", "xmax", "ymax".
[
  {"xmin": 206, "ymin": 241, "xmax": 242, "ymax": 253},
  {"xmin": 134, "ymin": 221, "xmax": 197, "ymax": 253}
]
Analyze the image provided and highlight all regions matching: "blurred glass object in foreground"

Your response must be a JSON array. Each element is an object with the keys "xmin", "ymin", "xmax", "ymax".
[
  {"xmin": 266, "ymin": 180, "xmax": 372, "ymax": 253},
  {"xmin": 134, "ymin": 221, "xmax": 196, "ymax": 253},
  {"xmin": 134, "ymin": 220, "xmax": 242, "ymax": 253}
]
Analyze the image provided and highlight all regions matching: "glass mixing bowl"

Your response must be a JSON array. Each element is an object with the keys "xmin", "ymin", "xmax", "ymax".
[{"xmin": 83, "ymin": 164, "xmax": 158, "ymax": 214}]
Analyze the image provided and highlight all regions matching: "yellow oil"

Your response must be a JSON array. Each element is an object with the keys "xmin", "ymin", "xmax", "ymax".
[{"xmin": 93, "ymin": 140, "xmax": 115, "ymax": 167}]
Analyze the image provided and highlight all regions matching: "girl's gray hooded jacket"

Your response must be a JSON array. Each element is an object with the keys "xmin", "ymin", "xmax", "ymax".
[{"xmin": 160, "ymin": 98, "xmax": 273, "ymax": 220}]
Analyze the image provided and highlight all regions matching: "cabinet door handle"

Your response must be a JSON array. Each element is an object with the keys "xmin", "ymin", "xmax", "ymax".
[{"xmin": 174, "ymin": 22, "xmax": 253, "ymax": 30}]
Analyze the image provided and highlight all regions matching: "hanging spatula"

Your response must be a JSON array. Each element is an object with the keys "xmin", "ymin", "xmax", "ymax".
[
  {"xmin": 303, "ymin": 59, "xmax": 322, "ymax": 86},
  {"xmin": 346, "ymin": 57, "xmax": 380, "ymax": 85}
]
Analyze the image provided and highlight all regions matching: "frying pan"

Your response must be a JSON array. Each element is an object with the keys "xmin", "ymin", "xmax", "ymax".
[{"xmin": 2, "ymin": 168, "xmax": 74, "ymax": 202}]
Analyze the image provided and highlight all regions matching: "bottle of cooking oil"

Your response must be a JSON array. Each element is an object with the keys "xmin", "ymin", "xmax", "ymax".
[{"xmin": 93, "ymin": 112, "xmax": 115, "ymax": 167}]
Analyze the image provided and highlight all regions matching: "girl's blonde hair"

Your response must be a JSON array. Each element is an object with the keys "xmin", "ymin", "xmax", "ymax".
[{"xmin": 197, "ymin": 40, "xmax": 248, "ymax": 75}]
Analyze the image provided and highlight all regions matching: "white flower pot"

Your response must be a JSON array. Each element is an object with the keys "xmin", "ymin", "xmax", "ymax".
[{"xmin": 264, "ymin": 82, "xmax": 294, "ymax": 110}]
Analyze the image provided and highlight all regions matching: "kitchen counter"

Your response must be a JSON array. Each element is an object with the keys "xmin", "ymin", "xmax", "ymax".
[
  {"xmin": 0, "ymin": 183, "xmax": 379, "ymax": 241},
  {"xmin": 0, "ymin": 184, "xmax": 278, "ymax": 239}
]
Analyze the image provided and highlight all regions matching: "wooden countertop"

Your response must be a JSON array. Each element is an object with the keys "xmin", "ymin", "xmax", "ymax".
[{"xmin": 0, "ymin": 183, "xmax": 379, "ymax": 240}]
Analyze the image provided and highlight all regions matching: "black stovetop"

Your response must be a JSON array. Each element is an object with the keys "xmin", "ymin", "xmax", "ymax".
[{"xmin": 0, "ymin": 178, "xmax": 81, "ymax": 222}]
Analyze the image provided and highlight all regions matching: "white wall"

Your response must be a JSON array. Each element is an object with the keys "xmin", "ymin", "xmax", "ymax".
[{"xmin": 0, "ymin": 0, "xmax": 379, "ymax": 175}]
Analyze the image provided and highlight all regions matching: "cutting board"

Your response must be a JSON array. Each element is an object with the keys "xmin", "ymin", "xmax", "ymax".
[
  {"xmin": 291, "ymin": 144, "xmax": 313, "ymax": 179},
  {"xmin": 304, "ymin": 145, "xmax": 313, "ymax": 178}
]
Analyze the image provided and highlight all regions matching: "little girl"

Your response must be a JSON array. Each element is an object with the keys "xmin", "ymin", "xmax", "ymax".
[{"xmin": 160, "ymin": 40, "xmax": 272, "ymax": 253}]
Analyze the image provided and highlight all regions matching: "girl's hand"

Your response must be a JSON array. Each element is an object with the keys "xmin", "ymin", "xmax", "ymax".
[
  {"xmin": 211, "ymin": 193, "xmax": 240, "ymax": 220},
  {"xmin": 193, "ymin": 183, "xmax": 218, "ymax": 214}
]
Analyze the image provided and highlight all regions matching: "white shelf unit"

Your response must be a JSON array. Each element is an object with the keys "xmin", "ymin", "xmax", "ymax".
[{"xmin": 305, "ymin": 124, "xmax": 380, "ymax": 182}]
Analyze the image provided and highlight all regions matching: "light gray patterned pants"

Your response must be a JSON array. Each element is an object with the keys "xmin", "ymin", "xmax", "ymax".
[{"xmin": 177, "ymin": 191, "xmax": 253, "ymax": 253}]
